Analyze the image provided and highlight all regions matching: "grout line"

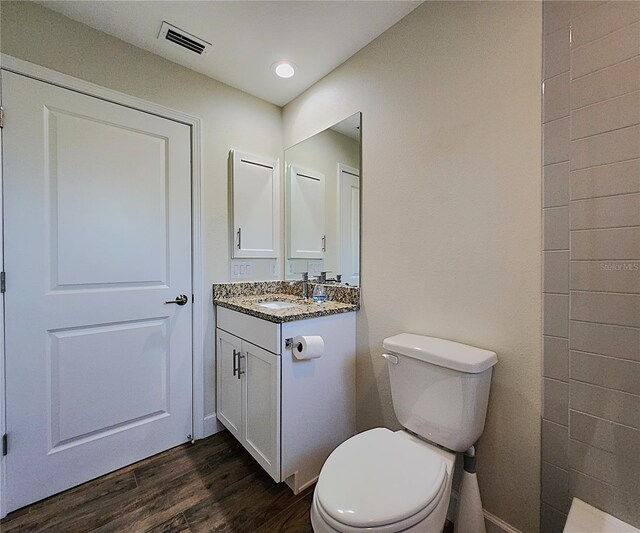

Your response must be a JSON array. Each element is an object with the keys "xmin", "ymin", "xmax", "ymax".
[
  {"xmin": 572, "ymin": 51, "xmax": 640, "ymax": 83},
  {"xmin": 570, "ymin": 349, "xmax": 640, "ymax": 365},
  {"xmin": 544, "ymin": 333, "xmax": 569, "ymax": 340},
  {"xmin": 571, "ymin": 88, "xmax": 640, "ymax": 113},
  {"xmin": 571, "ymin": 121, "xmax": 640, "ymax": 142},
  {"xmin": 570, "ymin": 224, "xmax": 640, "ymax": 232},
  {"xmin": 570, "ymin": 289, "xmax": 640, "ymax": 296},
  {"xmin": 570, "ymin": 122, "xmax": 639, "ymax": 142},
  {"xmin": 570, "ymin": 155, "xmax": 640, "ymax": 173},
  {"xmin": 570, "ymin": 378, "xmax": 640, "ymax": 399},
  {"xmin": 542, "ymin": 459, "xmax": 569, "ymax": 474},
  {"xmin": 570, "ymin": 318, "xmax": 640, "ymax": 331},
  {"xmin": 544, "ymin": 376, "xmax": 570, "ymax": 385},
  {"xmin": 543, "ymin": 69, "xmax": 570, "ymax": 84},
  {"xmin": 571, "ymin": 19, "xmax": 640, "ymax": 53},
  {"xmin": 571, "ymin": 191, "xmax": 640, "ymax": 202},
  {"xmin": 570, "ymin": 408, "xmax": 640, "ymax": 431},
  {"xmin": 569, "ymin": 259, "xmax": 640, "ymax": 263}
]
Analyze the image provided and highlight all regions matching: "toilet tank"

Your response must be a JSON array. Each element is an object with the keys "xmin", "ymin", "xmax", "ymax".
[{"xmin": 382, "ymin": 333, "xmax": 497, "ymax": 452}]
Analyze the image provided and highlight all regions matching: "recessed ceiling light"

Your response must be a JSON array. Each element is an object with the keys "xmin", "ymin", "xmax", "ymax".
[{"xmin": 273, "ymin": 61, "xmax": 296, "ymax": 79}]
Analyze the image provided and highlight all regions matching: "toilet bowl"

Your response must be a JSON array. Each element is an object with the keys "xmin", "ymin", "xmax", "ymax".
[
  {"xmin": 310, "ymin": 333, "xmax": 497, "ymax": 533},
  {"xmin": 310, "ymin": 428, "xmax": 455, "ymax": 533}
]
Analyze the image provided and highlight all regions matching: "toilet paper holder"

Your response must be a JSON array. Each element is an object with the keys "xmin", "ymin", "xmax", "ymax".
[{"xmin": 285, "ymin": 338, "xmax": 294, "ymax": 349}]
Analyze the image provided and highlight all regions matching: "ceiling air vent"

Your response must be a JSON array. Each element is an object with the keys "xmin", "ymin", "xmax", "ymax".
[{"xmin": 158, "ymin": 21, "xmax": 211, "ymax": 55}]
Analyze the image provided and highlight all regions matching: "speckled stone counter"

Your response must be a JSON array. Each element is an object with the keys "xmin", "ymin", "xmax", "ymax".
[{"xmin": 213, "ymin": 281, "xmax": 359, "ymax": 323}]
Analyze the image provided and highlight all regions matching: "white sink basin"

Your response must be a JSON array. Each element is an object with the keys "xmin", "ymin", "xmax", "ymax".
[{"xmin": 257, "ymin": 300, "xmax": 299, "ymax": 310}]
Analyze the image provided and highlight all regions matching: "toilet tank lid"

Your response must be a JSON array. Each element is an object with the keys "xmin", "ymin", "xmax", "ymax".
[{"xmin": 383, "ymin": 333, "xmax": 497, "ymax": 374}]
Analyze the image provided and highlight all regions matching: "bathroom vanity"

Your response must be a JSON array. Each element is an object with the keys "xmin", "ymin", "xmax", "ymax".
[{"xmin": 214, "ymin": 282, "xmax": 357, "ymax": 494}]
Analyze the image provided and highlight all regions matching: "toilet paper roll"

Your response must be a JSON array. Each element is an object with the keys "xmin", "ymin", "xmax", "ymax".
[{"xmin": 292, "ymin": 335, "xmax": 324, "ymax": 360}]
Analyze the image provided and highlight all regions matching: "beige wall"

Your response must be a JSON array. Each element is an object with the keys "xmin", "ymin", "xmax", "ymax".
[
  {"xmin": 0, "ymin": 0, "xmax": 283, "ymax": 422},
  {"xmin": 283, "ymin": 2, "xmax": 542, "ymax": 531},
  {"xmin": 285, "ymin": 128, "xmax": 359, "ymax": 278}
]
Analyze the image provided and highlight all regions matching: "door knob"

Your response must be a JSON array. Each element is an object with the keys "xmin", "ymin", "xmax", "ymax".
[{"xmin": 165, "ymin": 294, "xmax": 189, "ymax": 306}]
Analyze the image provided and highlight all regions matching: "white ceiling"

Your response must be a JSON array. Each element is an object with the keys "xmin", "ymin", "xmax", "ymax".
[{"xmin": 38, "ymin": 1, "xmax": 422, "ymax": 106}]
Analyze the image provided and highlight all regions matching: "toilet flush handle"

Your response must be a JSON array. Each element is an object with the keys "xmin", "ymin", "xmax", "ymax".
[{"xmin": 381, "ymin": 353, "xmax": 399, "ymax": 365}]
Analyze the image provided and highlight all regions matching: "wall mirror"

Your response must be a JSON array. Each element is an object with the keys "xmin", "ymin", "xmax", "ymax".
[{"xmin": 284, "ymin": 112, "xmax": 361, "ymax": 286}]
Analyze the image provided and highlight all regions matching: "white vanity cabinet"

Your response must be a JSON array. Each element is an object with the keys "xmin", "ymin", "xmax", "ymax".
[{"xmin": 216, "ymin": 306, "xmax": 356, "ymax": 493}]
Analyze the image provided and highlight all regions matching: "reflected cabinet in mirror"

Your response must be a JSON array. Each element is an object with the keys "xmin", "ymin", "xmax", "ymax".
[{"xmin": 284, "ymin": 113, "xmax": 361, "ymax": 287}]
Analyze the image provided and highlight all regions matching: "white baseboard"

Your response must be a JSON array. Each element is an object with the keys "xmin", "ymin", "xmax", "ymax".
[
  {"xmin": 203, "ymin": 414, "xmax": 225, "ymax": 438},
  {"xmin": 484, "ymin": 509, "xmax": 523, "ymax": 533}
]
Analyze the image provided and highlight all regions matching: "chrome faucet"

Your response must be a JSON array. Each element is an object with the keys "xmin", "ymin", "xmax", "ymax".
[{"xmin": 301, "ymin": 272, "xmax": 309, "ymax": 299}]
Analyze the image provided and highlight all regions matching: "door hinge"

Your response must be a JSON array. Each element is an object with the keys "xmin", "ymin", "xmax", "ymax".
[
  {"xmin": 1, "ymin": 272, "xmax": 6, "ymax": 293},
  {"xmin": 0, "ymin": 106, "xmax": 4, "ymax": 128},
  {"xmin": 2, "ymin": 434, "xmax": 7, "ymax": 456}
]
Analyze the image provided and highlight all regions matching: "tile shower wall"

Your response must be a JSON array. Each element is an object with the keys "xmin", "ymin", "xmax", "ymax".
[{"xmin": 542, "ymin": 2, "xmax": 640, "ymax": 531}]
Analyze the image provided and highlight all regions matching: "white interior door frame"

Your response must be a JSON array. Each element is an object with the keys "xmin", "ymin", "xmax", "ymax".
[{"xmin": 0, "ymin": 54, "xmax": 206, "ymax": 519}]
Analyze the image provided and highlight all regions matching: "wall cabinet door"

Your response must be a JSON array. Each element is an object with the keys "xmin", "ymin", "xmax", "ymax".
[
  {"xmin": 287, "ymin": 165, "xmax": 326, "ymax": 259},
  {"xmin": 243, "ymin": 342, "xmax": 281, "ymax": 482},
  {"xmin": 216, "ymin": 330, "xmax": 243, "ymax": 441},
  {"xmin": 230, "ymin": 150, "xmax": 280, "ymax": 259}
]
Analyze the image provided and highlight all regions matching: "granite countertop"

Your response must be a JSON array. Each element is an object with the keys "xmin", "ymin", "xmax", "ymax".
[{"xmin": 214, "ymin": 292, "xmax": 358, "ymax": 323}]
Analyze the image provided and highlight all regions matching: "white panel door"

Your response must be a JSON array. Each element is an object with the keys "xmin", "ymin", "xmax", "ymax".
[
  {"xmin": 339, "ymin": 165, "xmax": 360, "ymax": 287},
  {"xmin": 287, "ymin": 165, "xmax": 326, "ymax": 259},
  {"xmin": 242, "ymin": 341, "xmax": 281, "ymax": 482},
  {"xmin": 231, "ymin": 150, "xmax": 279, "ymax": 259},
  {"xmin": 2, "ymin": 71, "xmax": 193, "ymax": 512},
  {"xmin": 216, "ymin": 329, "xmax": 243, "ymax": 441}
]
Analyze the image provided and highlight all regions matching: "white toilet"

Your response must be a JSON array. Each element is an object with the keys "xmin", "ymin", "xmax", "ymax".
[{"xmin": 310, "ymin": 333, "xmax": 498, "ymax": 533}]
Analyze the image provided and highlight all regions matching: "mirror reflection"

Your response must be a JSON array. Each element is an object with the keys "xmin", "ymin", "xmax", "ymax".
[{"xmin": 284, "ymin": 113, "xmax": 361, "ymax": 286}]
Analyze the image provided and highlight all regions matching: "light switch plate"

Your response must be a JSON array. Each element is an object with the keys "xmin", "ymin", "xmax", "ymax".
[
  {"xmin": 230, "ymin": 261, "xmax": 253, "ymax": 279},
  {"xmin": 308, "ymin": 260, "xmax": 323, "ymax": 277},
  {"xmin": 270, "ymin": 260, "xmax": 279, "ymax": 277}
]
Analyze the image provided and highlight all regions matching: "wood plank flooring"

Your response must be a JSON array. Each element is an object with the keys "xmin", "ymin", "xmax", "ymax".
[{"xmin": 0, "ymin": 431, "xmax": 314, "ymax": 533}]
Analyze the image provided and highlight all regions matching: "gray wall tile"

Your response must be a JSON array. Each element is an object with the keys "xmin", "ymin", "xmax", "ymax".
[
  {"xmin": 570, "ymin": 410, "xmax": 640, "ymax": 455},
  {"xmin": 541, "ymin": 461, "xmax": 571, "ymax": 513},
  {"xmin": 545, "ymin": 251, "xmax": 569, "ymax": 294},
  {"xmin": 570, "ymin": 125, "xmax": 640, "ymax": 170},
  {"xmin": 570, "ymin": 470, "xmax": 640, "ymax": 529},
  {"xmin": 570, "ymin": 320, "xmax": 640, "ymax": 362},
  {"xmin": 540, "ymin": 503, "xmax": 568, "ymax": 533},
  {"xmin": 571, "ymin": 56, "xmax": 640, "ymax": 110},
  {"xmin": 544, "ymin": 294, "xmax": 569, "ymax": 337},
  {"xmin": 543, "ymin": 419, "xmax": 569, "ymax": 469},
  {"xmin": 571, "ymin": 291, "xmax": 640, "ymax": 328},
  {"xmin": 545, "ymin": 162, "xmax": 570, "ymax": 207},
  {"xmin": 570, "ymin": 159, "xmax": 640, "ymax": 200},
  {"xmin": 544, "ymin": 378, "xmax": 570, "ymax": 425},
  {"xmin": 544, "ymin": 117, "xmax": 570, "ymax": 165},
  {"xmin": 571, "ymin": 351, "xmax": 640, "ymax": 395},
  {"xmin": 570, "ymin": 380, "xmax": 640, "ymax": 428},
  {"xmin": 544, "ymin": 207, "xmax": 570, "ymax": 250},
  {"xmin": 544, "ymin": 1, "xmax": 571, "ymax": 35},
  {"xmin": 545, "ymin": 27, "xmax": 571, "ymax": 79},
  {"xmin": 571, "ymin": 260, "xmax": 640, "ymax": 293},
  {"xmin": 571, "ymin": 1, "xmax": 640, "ymax": 48},
  {"xmin": 570, "ymin": 193, "xmax": 640, "ymax": 230},
  {"xmin": 571, "ymin": 22, "xmax": 640, "ymax": 79},
  {"xmin": 571, "ymin": 92, "xmax": 640, "ymax": 140},
  {"xmin": 544, "ymin": 335, "xmax": 570, "ymax": 381},
  {"xmin": 570, "ymin": 1, "xmax": 608, "ymax": 19},
  {"xmin": 545, "ymin": 72, "xmax": 570, "ymax": 123},
  {"xmin": 570, "ymin": 439, "xmax": 640, "ymax": 496},
  {"xmin": 571, "ymin": 227, "xmax": 640, "ymax": 260}
]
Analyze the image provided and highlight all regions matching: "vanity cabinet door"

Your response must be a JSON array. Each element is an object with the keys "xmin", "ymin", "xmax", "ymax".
[
  {"xmin": 230, "ymin": 150, "xmax": 280, "ymax": 259},
  {"xmin": 216, "ymin": 329, "xmax": 243, "ymax": 441},
  {"xmin": 242, "ymin": 341, "xmax": 281, "ymax": 482}
]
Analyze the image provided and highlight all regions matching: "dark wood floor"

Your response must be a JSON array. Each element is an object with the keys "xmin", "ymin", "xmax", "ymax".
[{"xmin": 0, "ymin": 431, "xmax": 314, "ymax": 533}]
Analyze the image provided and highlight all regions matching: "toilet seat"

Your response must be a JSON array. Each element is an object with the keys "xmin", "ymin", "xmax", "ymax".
[{"xmin": 314, "ymin": 428, "xmax": 448, "ymax": 531}]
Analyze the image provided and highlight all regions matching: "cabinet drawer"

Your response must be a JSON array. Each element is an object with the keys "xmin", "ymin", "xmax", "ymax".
[{"xmin": 217, "ymin": 306, "xmax": 281, "ymax": 354}]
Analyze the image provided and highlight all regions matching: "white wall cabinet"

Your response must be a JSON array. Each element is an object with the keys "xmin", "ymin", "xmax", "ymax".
[
  {"xmin": 230, "ymin": 150, "xmax": 280, "ymax": 259},
  {"xmin": 216, "ymin": 306, "xmax": 355, "ymax": 493},
  {"xmin": 287, "ymin": 165, "xmax": 326, "ymax": 259}
]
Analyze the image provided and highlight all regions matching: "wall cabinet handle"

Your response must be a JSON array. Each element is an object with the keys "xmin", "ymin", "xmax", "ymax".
[
  {"xmin": 322, "ymin": 234, "xmax": 326, "ymax": 252},
  {"xmin": 237, "ymin": 227, "xmax": 242, "ymax": 249}
]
